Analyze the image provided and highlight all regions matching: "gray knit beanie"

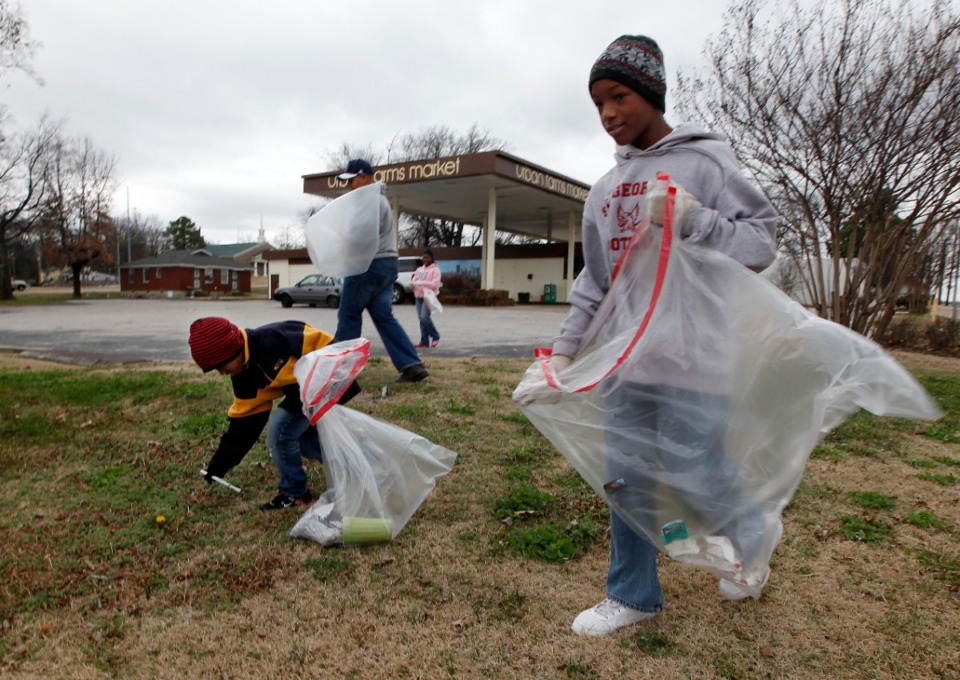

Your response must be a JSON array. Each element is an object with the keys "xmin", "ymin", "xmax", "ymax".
[{"xmin": 589, "ymin": 35, "xmax": 666, "ymax": 112}]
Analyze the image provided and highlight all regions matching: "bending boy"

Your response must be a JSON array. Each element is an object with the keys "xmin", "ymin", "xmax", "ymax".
[{"xmin": 188, "ymin": 316, "xmax": 359, "ymax": 510}]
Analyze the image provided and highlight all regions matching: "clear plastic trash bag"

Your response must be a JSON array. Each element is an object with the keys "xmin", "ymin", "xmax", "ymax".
[
  {"xmin": 293, "ymin": 338, "xmax": 370, "ymax": 425},
  {"xmin": 305, "ymin": 182, "xmax": 382, "ymax": 277},
  {"xmin": 289, "ymin": 405, "xmax": 458, "ymax": 547},
  {"xmin": 513, "ymin": 186, "xmax": 942, "ymax": 596},
  {"xmin": 423, "ymin": 288, "xmax": 443, "ymax": 315}
]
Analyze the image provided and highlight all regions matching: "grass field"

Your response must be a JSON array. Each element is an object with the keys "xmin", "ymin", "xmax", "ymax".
[{"xmin": 0, "ymin": 351, "xmax": 957, "ymax": 679}]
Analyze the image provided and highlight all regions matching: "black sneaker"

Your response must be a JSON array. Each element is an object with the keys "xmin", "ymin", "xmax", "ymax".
[
  {"xmin": 396, "ymin": 364, "xmax": 429, "ymax": 383},
  {"xmin": 258, "ymin": 488, "xmax": 314, "ymax": 511}
]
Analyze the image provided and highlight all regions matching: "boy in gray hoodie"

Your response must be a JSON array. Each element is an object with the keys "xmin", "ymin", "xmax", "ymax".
[{"xmin": 553, "ymin": 35, "xmax": 779, "ymax": 636}]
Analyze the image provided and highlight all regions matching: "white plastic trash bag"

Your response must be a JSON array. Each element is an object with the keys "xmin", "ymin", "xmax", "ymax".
[
  {"xmin": 513, "ymin": 186, "xmax": 942, "ymax": 596},
  {"xmin": 293, "ymin": 338, "xmax": 370, "ymax": 425},
  {"xmin": 305, "ymin": 182, "xmax": 382, "ymax": 277},
  {"xmin": 423, "ymin": 288, "xmax": 443, "ymax": 315},
  {"xmin": 289, "ymin": 406, "xmax": 458, "ymax": 547}
]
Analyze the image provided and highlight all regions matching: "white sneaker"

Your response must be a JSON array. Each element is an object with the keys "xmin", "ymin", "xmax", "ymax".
[{"xmin": 571, "ymin": 598, "xmax": 654, "ymax": 637}]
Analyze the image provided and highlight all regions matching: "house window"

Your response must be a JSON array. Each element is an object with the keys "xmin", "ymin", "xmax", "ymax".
[
  {"xmin": 156, "ymin": 268, "xmax": 162, "ymax": 280},
  {"xmin": 219, "ymin": 269, "xmax": 227, "ymax": 285},
  {"xmin": 143, "ymin": 268, "xmax": 150, "ymax": 283},
  {"xmin": 128, "ymin": 269, "xmax": 134, "ymax": 283},
  {"xmin": 204, "ymin": 268, "xmax": 213, "ymax": 284}
]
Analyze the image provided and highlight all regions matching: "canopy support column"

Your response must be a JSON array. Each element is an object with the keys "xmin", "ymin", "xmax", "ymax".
[{"xmin": 481, "ymin": 187, "xmax": 497, "ymax": 290}]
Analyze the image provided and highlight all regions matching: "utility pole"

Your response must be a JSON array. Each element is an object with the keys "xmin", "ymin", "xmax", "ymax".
[{"xmin": 126, "ymin": 187, "xmax": 132, "ymax": 263}]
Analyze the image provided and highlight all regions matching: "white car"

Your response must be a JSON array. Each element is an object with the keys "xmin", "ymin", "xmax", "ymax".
[{"xmin": 11, "ymin": 279, "xmax": 28, "ymax": 292}]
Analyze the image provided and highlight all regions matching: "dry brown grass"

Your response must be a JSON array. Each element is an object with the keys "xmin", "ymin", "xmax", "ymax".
[{"xmin": 0, "ymin": 351, "xmax": 958, "ymax": 679}]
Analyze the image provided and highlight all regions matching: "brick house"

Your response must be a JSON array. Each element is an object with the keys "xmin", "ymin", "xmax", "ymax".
[{"xmin": 119, "ymin": 249, "xmax": 252, "ymax": 296}]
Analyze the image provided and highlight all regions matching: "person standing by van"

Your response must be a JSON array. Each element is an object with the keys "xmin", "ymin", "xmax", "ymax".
[{"xmin": 412, "ymin": 249, "xmax": 442, "ymax": 348}]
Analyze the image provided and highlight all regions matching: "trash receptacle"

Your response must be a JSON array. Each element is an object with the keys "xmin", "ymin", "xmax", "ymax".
[{"xmin": 543, "ymin": 283, "xmax": 557, "ymax": 304}]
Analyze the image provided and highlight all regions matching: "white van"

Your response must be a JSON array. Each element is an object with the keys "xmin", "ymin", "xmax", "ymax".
[{"xmin": 393, "ymin": 256, "xmax": 422, "ymax": 304}]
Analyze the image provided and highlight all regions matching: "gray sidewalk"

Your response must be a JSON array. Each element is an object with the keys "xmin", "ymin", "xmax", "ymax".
[{"xmin": 0, "ymin": 298, "xmax": 569, "ymax": 365}]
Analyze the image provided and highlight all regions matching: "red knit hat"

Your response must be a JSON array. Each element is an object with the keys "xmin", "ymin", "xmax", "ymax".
[{"xmin": 189, "ymin": 317, "xmax": 245, "ymax": 372}]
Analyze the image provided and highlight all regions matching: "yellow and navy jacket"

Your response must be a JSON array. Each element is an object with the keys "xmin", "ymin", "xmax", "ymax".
[{"xmin": 206, "ymin": 321, "xmax": 338, "ymax": 478}]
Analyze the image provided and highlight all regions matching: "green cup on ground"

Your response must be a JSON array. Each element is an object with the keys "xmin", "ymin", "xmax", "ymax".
[{"xmin": 343, "ymin": 517, "xmax": 393, "ymax": 545}]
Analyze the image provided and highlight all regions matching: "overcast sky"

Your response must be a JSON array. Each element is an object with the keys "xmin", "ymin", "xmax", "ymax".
[{"xmin": 6, "ymin": 0, "xmax": 732, "ymax": 245}]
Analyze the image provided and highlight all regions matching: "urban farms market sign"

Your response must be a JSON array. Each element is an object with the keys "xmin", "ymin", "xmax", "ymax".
[{"xmin": 318, "ymin": 151, "xmax": 589, "ymax": 203}]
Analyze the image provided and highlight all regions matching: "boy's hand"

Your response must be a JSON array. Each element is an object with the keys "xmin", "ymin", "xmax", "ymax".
[
  {"xmin": 516, "ymin": 354, "xmax": 572, "ymax": 406},
  {"xmin": 204, "ymin": 457, "xmax": 229, "ymax": 484},
  {"xmin": 549, "ymin": 354, "xmax": 572, "ymax": 373},
  {"xmin": 646, "ymin": 179, "xmax": 698, "ymax": 236}
]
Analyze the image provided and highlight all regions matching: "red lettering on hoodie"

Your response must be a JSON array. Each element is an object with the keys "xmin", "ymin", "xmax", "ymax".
[{"xmin": 610, "ymin": 181, "xmax": 648, "ymax": 199}]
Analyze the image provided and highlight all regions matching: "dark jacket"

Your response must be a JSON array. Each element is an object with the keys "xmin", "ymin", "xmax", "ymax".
[{"xmin": 206, "ymin": 320, "xmax": 356, "ymax": 478}]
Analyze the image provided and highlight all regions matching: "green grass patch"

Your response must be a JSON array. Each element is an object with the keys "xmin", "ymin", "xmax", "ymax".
[
  {"xmin": 562, "ymin": 658, "xmax": 599, "ymax": 678},
  {"xmin": 933, "ymin": 456, "xmax": 960, "ymax": 467},
  {"xmin": 840, "ymin": 514, "xmax": 894, "ymax": 543},
  {"xmin": 494, "ymin": 483, "xmax": 556, "ymax": 520},
  {"xmin": 905, "ymin": 510, "xmax": 943, "ymax": 529},
  {"xmin": 916, "ymin": 472, "xmax": 958, "ymax": 486},
  {"xmin": 445, "ymin": 399, "xmax": 475, "ymax": 415},
  {"xmin": 629, "ymin": 629, "xmax": 685, "ymax": 657},
  {"xmin": 849, "ymin": 491, "xmax": 896, "ymax": 511},
  {"xmin": 501, "ymin": 520, "xmax": 598, "ymax": 562},
  {"xmin": 914, "ymin": 550, "xmax": 960, "ymax": 589},
  {"xmin": 903, "ymin": 457, "xmax": 938, "ymax": 468},
  {"xmin": 305, "ymin": 554, "xmax": 355, "ymax": 583},
  {"xmin": 501, "ymin": 411, "xmax": 530, "ymax": 426}
]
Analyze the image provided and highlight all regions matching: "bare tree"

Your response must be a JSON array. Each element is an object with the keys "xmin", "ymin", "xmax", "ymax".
[
  {"xmin": 109, "ymin": 208, "xmax": 167, "ymax": 276},
  {"xmin": 275, "ymin": 222, "xmax": 306, "ymax": 250},
  {"xmin": 37, "ymin": 135, "xmax": 118, "ymax": 298},
  {"xmin": 0, "ymin": 0, "xmax": 41, "ymax": 86},
  {"xmin": 674, "ymin": 0, "xmax": 960, "ymax": 339},
  {"xmin": 0, "ymin": 1, "xmax": 46, "ymax": 298},
  {"xmin": 395, "ymin": 124, "xmax": 506, "ymax": 247},
  {"xmin": 0, "ymin": 116, "xmax": 56, "ymax": 298},
  {"xmin": 324, "ymin": 143, "xmax": 382, "ymax": 171}
]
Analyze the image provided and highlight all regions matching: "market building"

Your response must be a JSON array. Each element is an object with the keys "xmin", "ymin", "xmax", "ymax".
[{"xmin": 268, "ymin": 151, "xmax": 590, "ymax": 304}]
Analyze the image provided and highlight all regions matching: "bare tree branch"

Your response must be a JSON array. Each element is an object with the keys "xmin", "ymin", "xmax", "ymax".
[{"xmin": 676, "ymin": 0, "xmax": 960, "ymax": 338}]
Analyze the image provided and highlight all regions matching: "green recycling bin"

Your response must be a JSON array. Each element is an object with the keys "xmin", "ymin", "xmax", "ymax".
[{"xmin": 543, "ymin": 283, "xmax": 557, "ymax": 304}]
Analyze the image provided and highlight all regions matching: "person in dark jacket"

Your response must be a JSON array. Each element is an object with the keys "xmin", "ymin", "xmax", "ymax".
[{"xmin": 188, "ymin": 316, "xmax": 360, "ymax": 510}]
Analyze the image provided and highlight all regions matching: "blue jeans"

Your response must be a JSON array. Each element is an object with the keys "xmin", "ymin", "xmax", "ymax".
[
  {"xmin": 335, "ymin": 257, "xmax": 421, "ymax": 372},
  {"xmin": 602, "ymin": 382, "xmax": 762, "ymax": 611},
  {"xmin": 415, "ymin": 298, "xmax": 440, "ymax": 345},
  {"xmin": 266, "ymin": 406, "xmax": 324, "ymax": 497}
]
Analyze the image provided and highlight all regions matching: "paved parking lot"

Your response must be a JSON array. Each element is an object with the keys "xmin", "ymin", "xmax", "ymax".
[{"xmin": 0, "ymin": 297, "xmax": 570, "ymax": 365}]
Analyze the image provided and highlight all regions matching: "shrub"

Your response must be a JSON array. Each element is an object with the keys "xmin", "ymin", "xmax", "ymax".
[
  {"xmin": 926, "ymin": 318, "xmax": 960, "ymax": 353},
  {"xmin": 883, "ymin": 316, "xmax": 925, "ymax": 350}
]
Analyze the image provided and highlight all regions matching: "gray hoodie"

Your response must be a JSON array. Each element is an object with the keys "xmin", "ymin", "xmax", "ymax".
[
  {"xmin": 373, "ymin": 182, "xmax": 399, "ymax": 260},
  {"xmin": 553, "ymin": 123, "xmax": 778, "ymax": 359}
]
